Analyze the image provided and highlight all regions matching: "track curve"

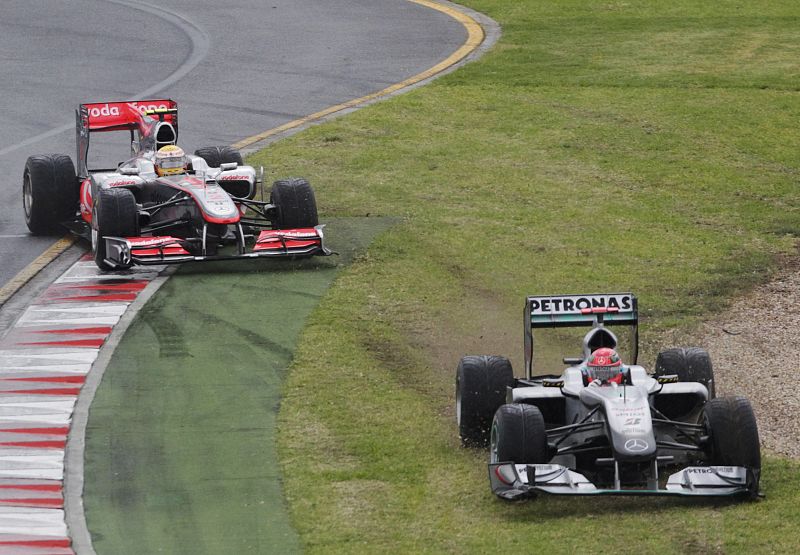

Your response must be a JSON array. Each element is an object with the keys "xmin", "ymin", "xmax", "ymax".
[{"xmin": 0, "ymin": 0, "xmax": 467, "ymax": 292}]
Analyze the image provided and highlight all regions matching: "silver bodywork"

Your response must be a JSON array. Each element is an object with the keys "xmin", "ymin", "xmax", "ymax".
[{"xmin": 487, "ymin": 292, "xmax": 758, "ymax": 499}]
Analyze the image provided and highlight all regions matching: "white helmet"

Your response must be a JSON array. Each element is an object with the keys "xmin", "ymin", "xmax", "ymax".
[{"xmin": 155, "ymin": 145, "xmax": 186, "ymax": 176}]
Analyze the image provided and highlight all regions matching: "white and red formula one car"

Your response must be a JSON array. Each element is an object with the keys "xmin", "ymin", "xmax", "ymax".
[{"xmin": 23, "ymin": 99, "xmax": 330, "ymax": 270}]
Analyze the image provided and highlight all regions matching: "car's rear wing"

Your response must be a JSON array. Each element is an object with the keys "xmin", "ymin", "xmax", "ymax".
[
  {"xmin": 76, "ymin": 99, "xmax": 178, "ymax": 177},
  {"xmin": 523, "ymin": 293, "xmax": 638, "ymax": 378}
]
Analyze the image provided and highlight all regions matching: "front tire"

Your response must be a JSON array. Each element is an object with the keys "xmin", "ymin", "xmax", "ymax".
[
  {"xmin": 655, "ymin": 347, "xmax": 715, "ymax": 398},
  {"xmin": 455, "ymin": 355, "xmax": 514, "ymax": 447},
  {"xmin": 703, "ymin": 396, "xmax": 761, "ymax": 496},
  {"xmin": 92, "ymin": 188, "xmax": 138, "ymax": 270},
  {"xmin": 23, "ymin": 154, "xmax": 77, "ymax": 234},
  {"xmin": 490, "ymin": 404, "xmax": 548, "ymax": 464},
  {"xmin": 270, "ymin": 178, "xmax": 319, "ymax": 229}
]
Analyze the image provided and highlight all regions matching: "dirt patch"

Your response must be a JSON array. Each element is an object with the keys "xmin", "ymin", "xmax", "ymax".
[{"xmin": 697, "ymin": 255, "xmax": 800, "ymax": 458}]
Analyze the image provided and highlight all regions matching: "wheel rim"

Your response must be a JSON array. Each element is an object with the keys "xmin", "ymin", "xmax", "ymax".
[
  {"xmin": 489, "ymin": 422, "xmax": 499, "ymax": 463},
  {"xmin": 23, "ymin": 174, "xmax": 33, "ymax": 222},
  {"xmin": 91, "ymin": 207, "xmax": 99, "ymax": 254},
  {"xmin": 455, "ymin": 375, "xmax": 462, "ymax": 426}
]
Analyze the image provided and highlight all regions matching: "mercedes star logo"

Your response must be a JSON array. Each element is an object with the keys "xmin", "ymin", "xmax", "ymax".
[{"xmin": 624, "ymin": 438, "xmax": 649, "ymax": 452}]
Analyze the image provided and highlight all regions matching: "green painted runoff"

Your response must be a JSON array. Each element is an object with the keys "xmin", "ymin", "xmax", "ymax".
[{"xmin": 83, "ymin": 218, "xmax": 391, "ymax": 554}]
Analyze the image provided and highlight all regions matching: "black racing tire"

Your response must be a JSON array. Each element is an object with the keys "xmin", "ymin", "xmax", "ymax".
[
  {"xmin": 456, "ymin": 355, "xmax": 514, "ymax": 447},
  {"xmin": 490, "ymin": 404, "xmax": 549, "ymax": 464},
  {"xmin": 270, "ymin": 178, "xmax": 319, "ymax": 229},
  {"xmin": 193, "ymin": 146, "xmax": 243, "ymax": 168},
  {"xmin": 22, "ymin": 154, "xmax": 78, "ymax": 235},
  {"xmin": 92, "ymin": 187, "xmax": 139, "ymax": 270},
  {"xmin": 655, "ymin": 347, "xmax": 715, "ymax": 398},
  {"xmin": 703, "ymin": 396, "xmax": 761, "ymax": 496}
]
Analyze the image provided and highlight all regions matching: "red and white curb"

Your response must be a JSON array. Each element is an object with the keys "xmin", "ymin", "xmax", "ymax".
[{"xmin": 0, "ymin": 256, "xmax": 166, "ymax": 554}]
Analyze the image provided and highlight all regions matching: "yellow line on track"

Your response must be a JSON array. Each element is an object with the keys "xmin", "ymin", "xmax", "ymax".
[
  {"xmin": 232, "ymin": 0, "xmax": 484, "ymax": 149},
  {"xmin": 3, "ymin": 1, "xmax": 483, "ymax": 304},
  {"xmin": 0, "ymin": 236, "xmax": 74, "ymax": 306}
]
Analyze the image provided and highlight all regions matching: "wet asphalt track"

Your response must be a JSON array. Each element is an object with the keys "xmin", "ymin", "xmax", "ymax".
[{"xmin": 0, "ymin": 0, "xmax": 465, "ymax": 287}]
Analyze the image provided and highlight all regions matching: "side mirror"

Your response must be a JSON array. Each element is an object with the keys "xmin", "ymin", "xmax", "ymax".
[
  {"xmin": 120, "ymin": 166, "xmax": 140, "ymax": 176},
  {"xmin": 220, "ymin": 162, "xmax": 238, "ymax": 171}
]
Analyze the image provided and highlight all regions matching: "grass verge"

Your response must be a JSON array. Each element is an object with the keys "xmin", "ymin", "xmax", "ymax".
[
  {"xmin": 246, "ymin": 0, "xmax": 800, "ymax": 552},
  {"xmin": 83, "ymin": 219, "xmax": 390, "ymax": 554}
]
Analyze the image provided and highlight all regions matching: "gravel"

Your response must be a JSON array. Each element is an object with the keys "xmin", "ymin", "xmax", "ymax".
[{"xmin": 697, "ymin": 259, "xmax": 800, "ymax": 459}]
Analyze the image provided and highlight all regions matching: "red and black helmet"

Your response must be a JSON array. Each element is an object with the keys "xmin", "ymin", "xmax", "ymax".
[
  {"xmin": 588, "ymin": 347, "xmax": 621, "ymax": 368},
  {"xmin": 584, "ymin": 348, "xmax": 624, "ymax": 384}
]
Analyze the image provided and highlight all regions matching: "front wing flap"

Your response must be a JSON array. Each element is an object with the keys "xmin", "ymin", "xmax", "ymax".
[
  {"xmin": 489, "ymin": 463, "xmax": 755, "ymax": 500},
  {"xmin": 101, "ymin": 225, "xmax": 331, "ymax": 268}
]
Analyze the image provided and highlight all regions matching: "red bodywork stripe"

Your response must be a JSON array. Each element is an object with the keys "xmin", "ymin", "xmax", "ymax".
[
  {"xmin": 580, "ymin": 307, "xmax": 620, "ymax": 315},
  {"xmin": 254, "ymin": 240, "xmax": 319, "ymax": 251},
  {"xmin": 132, "ymin": 246, "xmax": 191, "ymax": 257},
  {"xmin": 203, "ymin": 214, "xmax": 241, "ymax": 224},
  {"xmin": 494, "ymin": 465, "xmax": 513, "ymax": 485}
]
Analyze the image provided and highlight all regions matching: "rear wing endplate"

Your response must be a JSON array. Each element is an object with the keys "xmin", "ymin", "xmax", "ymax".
[{"xmin": 523, "ymin": 293, "xmax": 638, "ymax": 378}]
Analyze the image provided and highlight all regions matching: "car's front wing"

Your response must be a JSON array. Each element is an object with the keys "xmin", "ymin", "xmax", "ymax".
[
  {"xmin": 101, "ymin": 225, "xmax": 331, "ymax": 268},
  {"xmin": 489, "ymin": 462, "xmax": 755, "ymax": 499}
]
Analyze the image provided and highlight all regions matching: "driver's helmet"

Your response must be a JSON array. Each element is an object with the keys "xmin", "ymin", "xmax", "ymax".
[
  {"xmin": 155, "ymin": 145, "xmax": 186, "ymax": 176},
  {"xmin": 584, "ymin": 347, "xmax": 624, "ymax": 384}
]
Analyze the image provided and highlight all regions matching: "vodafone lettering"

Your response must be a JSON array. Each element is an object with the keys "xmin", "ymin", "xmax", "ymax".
[
  {"xmin": 128, "ymin": 237, "xmax": 180, "ymax": 247},
  {"xmin": 262, "ymin": 230, "xmax": 318, "ymax": 238},
  {"xmin": 87, "ymin": 104, "xmax": 120, "ymax": 118},
  {"xmin": 133, "ymin": 103, "xmax": 169, "ymax": 114},
  {"xmin": 87, "ymin": 102, "xmax": 169, "ymax": 119}
]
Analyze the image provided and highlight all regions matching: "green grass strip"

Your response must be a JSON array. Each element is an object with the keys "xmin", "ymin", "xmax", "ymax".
[{"xmin": 83, "ymin": 218, "xmax": 391, "ymax": 554}]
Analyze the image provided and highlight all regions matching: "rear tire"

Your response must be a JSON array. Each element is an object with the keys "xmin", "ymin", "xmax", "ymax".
[
  {"xmin": 270, "ymin": 178, "xmax": 319, "ymax": 229},
  {"xmin": 490, "ymin": 404, "xmax": 548, "ymax": 464},
  {"xmin": 456, "ymin": 355, "xmax": 514, "ymax": 447},
  {"xmin": 23, "ymin": 154, "xmax": 78, "ymax": 234},
  {"xmin": 655, "ymin": 347, "xmax": 715, "ymax": 398},
  {"xmin": 703, "ymin": 396, "xmax": 761, "ymax": 496},
  {"xmin": 193, "ymin": 146, "xmax": 243, "ymax": 168},
  {"xmin": 92, "ymin": 188, "xmax": 139, "ymax": 270}
]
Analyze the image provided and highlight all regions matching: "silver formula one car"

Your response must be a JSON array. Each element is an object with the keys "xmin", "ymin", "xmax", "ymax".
[
  {"xmin": 23, "ymin": 99, "xmax": 330, "ymax": 270},
  {"xmin": 455, "ymin": 293, "xmax": 761, "ymax": 499}
]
